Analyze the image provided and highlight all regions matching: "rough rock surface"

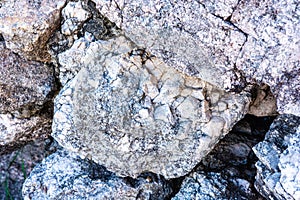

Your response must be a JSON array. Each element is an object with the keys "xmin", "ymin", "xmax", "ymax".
[
  {"xmin": 95, "ymin": 0, "xmax": 300, "ymax": 117},
  {"xmin": 95, "ymin": 0, "xmax": 247, "ymax": 90},
  {"xmin": 173, "ymin": 115, "xmax": 275, "ymax": 200},
  {"xmin": 22, "ymin": 150, "xmax": 173, "ymax": 200},
  {"xmin": 0, "ymin": 137, "xmax": 57, "ymax": 200},
  {"xmin": 0, "ymin": 46, "xmax": 55, "ymax": 118},
  {"xmin": 52, "ymin": 35, "xmax": 250, "ymax": 179},
  {"xmin": 253, "ymin": 114, "xmax": 300, "ymax": 200},
  {"xmin": 231, "ymin": 0, "xmax": 300, "ymax": 116},
  {"xmin": 0, "ymin": 0, "xmax": 66, "ymax": 61}
]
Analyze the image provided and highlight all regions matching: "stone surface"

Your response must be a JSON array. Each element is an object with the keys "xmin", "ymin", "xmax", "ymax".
[
  {"xmin": 22, "ymin": 150, "xmax": 173, "ymax": 200},
  {"xmin": 95, "ymin": 0, "xmax": 247, "ymax": 90},
  {"xmin": 52, "ymin": 35, "xmax": 250, "ymax": 179},
  {"xmin": 231, "ymin": 0, "xmax": 300, "ymax": 116},
  {"xmin": 253, "ymin": 114, "xmax": 300, "ymax": 200},
  {"xmin": 0, "ymin": 46, "xmax": 55, "ymax": 118},
  {"xmin": 0, "ymin": 112, "xmax": 52, "ymax": 153},
  {"xmin": 0, "ymin": 137, "xmax": 57, "ymax": 200},
  {"xmin": 0, "ymin": 0, "xmax": 67, "ymax": 61},
  {"xmin": 173, "ymin": 115, "xmax": 275, "ymax": 200},
  {"xmin": 95, "ymin": 0, "xmax": 300, "ymax": 116}
]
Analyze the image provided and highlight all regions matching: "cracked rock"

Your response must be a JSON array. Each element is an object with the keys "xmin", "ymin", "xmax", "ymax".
[
  {"xmin": 253, "ymin": 114, "xmax": 300, "ymax": 200},
  {"xmin": 52, "ymin": 35, "xmax": 250, "ymax": 179},
  {"xmin": 232, "ymin": 0, "xmax": 300, "ymax": 116},
  {"xmin": 0, "ymin": 0, "xmax": 67, "ymax": 62},
  {"xmin": 0, "ymin": 46, "xmax": 55, "ymax": 118},
  {"xmin": 22, "ymin": 150, "xmax": 173, "ymax": 200},
  {"xmin": 95, "ymin": 0, "xmax": 247, "ymax": 90}
]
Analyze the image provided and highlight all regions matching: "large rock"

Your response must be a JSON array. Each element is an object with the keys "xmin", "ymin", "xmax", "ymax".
[
  {"xmin": 95, "ymin": 0, "xmax": 300, "ymax": 116},
  {"xmin": 0, "ymin": 46, "xmax": 55, "ymax": 118},
  {"xmin": 231, "ymin": 0, "xmax": 300, "ymax": 116},
  {"xmin": 95, "ymin": 0, "xmax": 247, "ymax": 90},
  {"xmin": 0, "ymin": 0, "xmax": 66, "ymax": 61},
  {"xmin": 52, "ymin": 35, "xmax": 250, "ymax": 179},
  {"xmin": 22, "ymin": 150, "xmax": 173, "ymax": 200},
  {"xmin": 253, "ymin": 115, "xmax": 300, "ymax": 200}
]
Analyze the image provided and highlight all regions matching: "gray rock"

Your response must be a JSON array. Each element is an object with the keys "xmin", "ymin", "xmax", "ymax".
[
  {"xmin": 0, "ymin": 113, "xmax": 52, "ymax": 152},
  {"xmin": 253, "ymin": 114, "xmax": 300, "ymax": 200},
  {"xmin": 52, "ymin": 35, "xmax": 250, "ymax": 179},
  {"xmin": 0, "ymin": 46, "xmax": 55, "ymax": 118},
  {"xmin": 0, "ymin": 0, "xmax": 67, "ymax": 62},
  {"xmin": 231, "ymin": 0, "xmax": 300, "ymax": 116},
  {"xmin": 22, "ymin": 150, "xmax": 173, "ymax": 200},
  {"xmin": 95, "ymin": 0, "xmax": 247, "ymax": 90}
]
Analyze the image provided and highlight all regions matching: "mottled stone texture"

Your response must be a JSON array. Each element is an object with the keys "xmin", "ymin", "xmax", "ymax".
[
  {"xmin": 52, "ymin": 35, "xmax": 250, "ymax": 179},
  {"xmin": 95, "ymin": 0, "xmax": 247, "ymax": 90},
  {"xmin": 0, "ymin": 0, "xmax": 66, "ymax": 61},
  {"xmin": 95, "ymin": 0, "xmax": 300, "ymax": 116},
  {"xmin": 22, "ymin": 150, "xmax": 173, "ymax": 200},
  {"xmin": 231, "ymin": 0, "xmax": 300, "ymax": 116},
  {"xmin": 0, "ymin": 46, "xmax": 55, "ymax": 118},
  {"xmin": 253, "ymin": 115, "xmax": 300, "ymax": 200}
]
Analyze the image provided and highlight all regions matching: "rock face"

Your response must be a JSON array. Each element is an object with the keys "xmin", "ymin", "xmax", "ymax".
[
  {"xmin": 231, "ymin": 0, "xmax": 300, "ymax": 116},
  {"xmin": 0, "ymin": 46, "xmax": 55, "ymax": 118},
  {"xmin": 173, "ymin": 115, "xmax": 275, "ymax": 200},
  {"xmin": 95, "ymin": 0, "xmax": 300, "ymax": 116},
  {"xmin": 253, "ymin": 115, "xmax": 300, "ymax": 200},
  {"xmin": 22, "ymin": 150, "xmax": 173, "ymax": 200},
  {"xmin": 0, "ymin": 0, "xmax": 66, "ymax": 61},
  {"xmin": 52, "ymin": 35, "xmax": 250, "ymax": 179},
  {"xmin": 95, "ymin": 0, "xmax": 247, "ymax": 90}
]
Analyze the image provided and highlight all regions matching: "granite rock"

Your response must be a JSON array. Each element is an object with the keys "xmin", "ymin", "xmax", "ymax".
[
  {"xmin": 95, "ymin": 0, "xmax": 247, "ymax": 90},
  {"xmin": 52, "ymin": 35, "xmax": 250, "ymax": 179},
  {"xmin": 0, "ymin": 46, "xmax": 55, "ymax": 118},
  {"xmin": 231, "ymin": 0, "xmax": 300, "ymax": 116},
  {"xmin": 0, "ymin": 0, "xmax": 67, "ymax": 62},
  {"xmin": 253, "ymin": 114, "xmax": 300, "ymax": 200},
  {"xmin": 22, "ymin": 150, "xmax": 173, "ymax": 200}
]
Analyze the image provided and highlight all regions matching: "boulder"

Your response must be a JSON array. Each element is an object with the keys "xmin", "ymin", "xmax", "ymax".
[
  {"xmin": 0, "ymin": 46, "xmax": 55, "ymax": 118},
  {"xmin": 0, "ymin": 0, "xmax": 67, "ymax": 62},
  {"xmin": 22, "ymin": 150, "xmax": 173, "ymax": 200},
  {"xmin": 253, "ymin": 114, "xmax": 300, "ymax": 200},
  {"xmin": 52, "ymin": 35, "xmax": 250, "ymax": 179}
]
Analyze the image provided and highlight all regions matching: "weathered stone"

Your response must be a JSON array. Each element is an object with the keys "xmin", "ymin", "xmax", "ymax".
[
  {"xmin": 22, "ymin": 150, "xmax": 173, "ymax": 200},
  {"xmin": 95, "ymin": 0, "xmax": 247, "ymax": 90},
  {"xmin": 52, "ymin": 35, "xmax": 250, "ymax": 179},
  {"xmin": 248, "ymin": 85, "xmax": 278, "ymax": 117},
  {"xmin": 0, "ymin": 0, "xmax": 67, "ymax": 61},
  {"xmin": 232, "ymin": 0, "xmax": 300, "ymax": 116},
  {"xmin": 0, "ymin": 46, "xmax": 55, "ymax": 118},
  {"xmin": 0, "ymin": 113, "xmax": 52, "ymax": 153},
  {"xmin": 174, "ymin": 115, "xmax": 274, "ymax": 199},
  {"xmin": 253, "ymin": 114, "xmax": 300, "ymax": 200},
  {"xmin": 198, "ymin": 0, "xmax": 240, "ymax": 19}
]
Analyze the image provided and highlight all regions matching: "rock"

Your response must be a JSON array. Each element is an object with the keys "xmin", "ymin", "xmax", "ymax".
[
  {"xmin": 52, "ymin": 35, "xmax": 250, "ymax": 179},
  {"xmin": 248, "ymin": 84, "xmax": 278, "ymax": 117},
  {"xmin": 0, "ymin": 46, "xmax": 55, "ymax": 118},
  {"xmin": 0, "ymin": 137, "xmax": 56, "ymax": 199},
  {"xmin": 0, "ymin": 0, "xmax": 67, "ymax": 62},
  {"xmin": 22, "ymin": 150, "xmax": 173, "ymax": 200},
  {"xmin": 173, "ymin": 115, "xmax": 275, "ymax": 199},
  {"xmin": 231, "ymin": 0, "xmax": 300, "ymax": 116},
  {"xmin": 95, "ymin": 0, "xmax": 247, "ymax": 90},
  {"xmin": 0, "ymin": 112, "xmax": 52, "ymax": 154},
  {"xmin": 253, "ymin": 114, "xmax": 300, "ymax": 200}
]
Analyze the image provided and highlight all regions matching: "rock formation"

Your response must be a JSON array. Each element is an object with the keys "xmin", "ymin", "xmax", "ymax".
[{"xmin": 0, "ymin": 0, "xmax": 299, "ymax": 199}]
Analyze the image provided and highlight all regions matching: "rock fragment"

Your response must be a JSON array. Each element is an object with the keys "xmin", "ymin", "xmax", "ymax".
[
  {"xmin": 0, "ymin": 0, "xmax": 67, "ymax": 61},
  {"xmin": 253, "ymin": 114, "xmax": 300, "ymax": 200},
  {"xmin": 22, "ymin": 150, "xmax": 173, "ymax": 200},
  {"xmin": 0, "ymin": 46, "xmax": 55, "ymax": 118},
  {"xmin": 52, "ymin": 35, "xmax": 250, "ymax": 179}
]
